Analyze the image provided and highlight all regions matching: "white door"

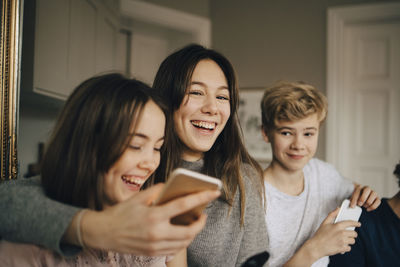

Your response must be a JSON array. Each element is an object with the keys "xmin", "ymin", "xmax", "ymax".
[{"xmin": 327, "ymin": 3, "xmax": 400, "ymax": 198}]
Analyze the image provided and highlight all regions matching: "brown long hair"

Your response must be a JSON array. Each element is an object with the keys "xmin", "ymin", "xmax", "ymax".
[
  {"xmin": 41, "ymin": 73, "xmax": 167, "ymax": 210},
  {"xmin": 153, "ymin": 44, "xmax": 263, "ymax": 225}
]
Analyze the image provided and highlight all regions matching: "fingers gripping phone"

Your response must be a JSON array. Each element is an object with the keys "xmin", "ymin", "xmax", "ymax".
[
  {"xmin": 334, "ymin": 199, "xmax": 362, "ymax": 230},
  {"xmin": 154, "ymin": 168, "xmax": 222, "ymax": 225}
]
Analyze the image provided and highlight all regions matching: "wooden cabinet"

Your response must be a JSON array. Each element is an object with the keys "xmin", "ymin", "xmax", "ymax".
[{"xmin": 33, "ymin": 0, "xmax": 125, "ymax": 100}]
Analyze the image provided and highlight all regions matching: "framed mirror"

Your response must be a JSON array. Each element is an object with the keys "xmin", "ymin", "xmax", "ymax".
[{"xmin": 0, "ymin": 0, "xmax": 22, "ymax": 180}]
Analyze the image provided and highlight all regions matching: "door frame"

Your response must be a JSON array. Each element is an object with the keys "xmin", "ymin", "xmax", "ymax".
[{"xmin": 326, "ymin": 2, "xmax": 400, "ymax": 168}]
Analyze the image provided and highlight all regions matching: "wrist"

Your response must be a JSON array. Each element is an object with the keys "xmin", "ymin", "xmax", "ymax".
[
  {"xmin": 283, "ymin": 239, "xmax": 321, "ymax": 267},
  {"xmin": 76, "ymin": 209, "xmax": 88, "ymax": 247},
  {"xmin": 301, "ymin": 238, "xmax": 322, "ymax": 263},
  {"xmin": 62, "ymin": 209, "xmax": 88, "ymax": 246},
  {"xmin": 80, "ymin": 209, "xmax": 106, "ymax": 250}
]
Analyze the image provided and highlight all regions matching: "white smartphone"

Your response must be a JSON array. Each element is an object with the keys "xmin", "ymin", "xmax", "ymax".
[
  {"xmin": 334, "ymin": 199, "xmax": 362, "ymax": 230},
  {"xmin": 154, "ymin": 168, "xmax": 222, "ymax": 225}
]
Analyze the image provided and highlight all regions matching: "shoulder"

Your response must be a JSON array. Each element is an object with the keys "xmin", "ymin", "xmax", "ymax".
[
  {"xmin": 0, "ymin": 176, "xmax": 44, "ymax": 199},
  {"xmin": 0, "ymin": 240, "xmax": 44, "ymax": 264},
  {"xmin": 241, "ymin": 162, "xmax": 259, "ymax": 177},
  {"xmin": 240, "ymin": 163, "xmax": 263, "ymax": 192},
  {"xmin": 1, "ymin": 176, "xmax": 41, "ymax": 187},
  {"xmin": 304, "ymin": 158, "xmax": 337, "ymax": 174},
  {"xmin": 305, "ymin": 158, "xmax": 354, "ymax": 199},
  {"xmin": 240, "ymin": 163, "xmax": 266, "ymax": 213},
  {"xmin": 304, "ymin": 158, "xmax": 345, "ymax": 182},
  {"xmin": 360, "ymin": 198, "xmax": 390, "ymax": 224},
  {"xmin": 0, "ymin": 240, "xmax": 42, "ymax": 252}
]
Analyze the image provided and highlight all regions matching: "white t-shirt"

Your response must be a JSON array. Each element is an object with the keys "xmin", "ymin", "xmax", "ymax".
[{"xmin": 264, "ymin": 158, "xmax": 354, "ymax": 267}]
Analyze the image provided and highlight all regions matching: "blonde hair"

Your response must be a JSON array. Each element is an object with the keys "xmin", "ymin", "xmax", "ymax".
[{"xmin": 261, "ymin": 81, "xmax": 327, "ymax": 131}]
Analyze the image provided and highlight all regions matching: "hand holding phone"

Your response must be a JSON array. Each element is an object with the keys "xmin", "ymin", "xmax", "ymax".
[
  {"xmin": 334, "ymin": 199, "xmax": 362, "ymax": 230},
  {"xmin": 154, "ymin": 168, "xmax": 222, "ymax": 225}
]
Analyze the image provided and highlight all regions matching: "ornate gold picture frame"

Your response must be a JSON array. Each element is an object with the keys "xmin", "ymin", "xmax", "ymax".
[{"xmin": 1, "ymin": 0, "xmax": 22, "ymax": 180}]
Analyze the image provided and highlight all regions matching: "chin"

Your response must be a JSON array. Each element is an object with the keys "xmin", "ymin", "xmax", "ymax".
[{"xmin": 119, "ymin": 192, "xmax": 136, "ymax": 202}]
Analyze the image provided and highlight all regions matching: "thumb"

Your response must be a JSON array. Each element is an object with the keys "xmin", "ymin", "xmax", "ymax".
[
  {"xmin": 126, "ymin": 183, "xmax": 165, "ymax": 205},
  {"xmin": 322, "ymin": 207, "xmax": 340, "ymax": 225}
]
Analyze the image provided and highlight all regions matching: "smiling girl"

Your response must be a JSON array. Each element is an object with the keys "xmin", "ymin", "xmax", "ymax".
[
  {"xmin": 0, "ymin": 74, "xmax": 184, "ymax": 266},
  {"xmin": 153, "ymin": 44, "xmax": 268, "ymax": 266}
]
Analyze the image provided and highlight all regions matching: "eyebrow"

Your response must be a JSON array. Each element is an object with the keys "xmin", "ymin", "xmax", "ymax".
[{"xmin": 190, "ymin": 81, "xmax": 229, "ymax": 90}]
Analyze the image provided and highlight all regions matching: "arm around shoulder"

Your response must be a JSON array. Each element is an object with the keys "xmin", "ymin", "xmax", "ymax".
[{"xmin": 0, "ymin": 177, "xmax": 81, "ymax": 256}]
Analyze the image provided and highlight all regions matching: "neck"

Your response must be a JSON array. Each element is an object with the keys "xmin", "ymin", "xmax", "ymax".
[
  {"xmin": 263, "ymin": 162, "xmax": 304, "ymax": 196},
  {"xmin": 181, "ymin": 149, "xmax": 204, "ymax": 162},
  {"xmin": 388, "ymin": 191, "xmax": 400, "ymax": 218}
]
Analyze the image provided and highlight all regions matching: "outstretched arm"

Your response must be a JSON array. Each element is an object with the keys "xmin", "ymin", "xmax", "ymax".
[{"xmin": 283, "ymin": 208, "xmax": 360, "ymax": 267}]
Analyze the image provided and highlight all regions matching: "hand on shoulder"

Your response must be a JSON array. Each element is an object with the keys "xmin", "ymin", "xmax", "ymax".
[{"xmin": 350, "ymin": 184, "xmax": 381, "ymax": 211}]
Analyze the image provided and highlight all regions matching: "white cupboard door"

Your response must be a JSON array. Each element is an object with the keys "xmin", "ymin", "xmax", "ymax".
[
  {"xmin": 33, "ymin": 0, "xmax": 70, "ymax": 98},
  {"xmin": 69, "ymin": 0, "xmax": 97, "ymax": 93},
  {"xmin": 96, "ymin": 16, "xmax": 118, "ymax": 74},
  {"xmin": 130, "ymin": 33, "xmax": 168, "ymax": 85}
]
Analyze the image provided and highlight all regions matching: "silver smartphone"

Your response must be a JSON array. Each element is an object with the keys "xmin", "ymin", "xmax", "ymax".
[
  {"xmin": 154, "ymin": 168, "xmax": 222, "ymax": 225},
  {"xmin": 334, "ymin": 199, "xmax": 362, "ymax": 230}
]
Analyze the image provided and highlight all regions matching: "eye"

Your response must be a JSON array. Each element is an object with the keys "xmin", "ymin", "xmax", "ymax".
[
  {"xmin": 217, "ymin": 95, "xmax": 230, "ymax": 101},
  {"xmin": 304, "ymin": 132, "xmax": 315, "ymax": 137},
  {"xmin": 154, "ymin": 144, "xmax": 163, "ymax": 152},
  {"xmin": 188, "ymin": 89, "xmax": 203, "ymax": 96},
  {"xmin": 280, "ymin": 131, "xmax": 291, "ymax": 136},
  {"xmin": 128, "ymin": 145, "xmax": 141, "ymax": 150}
]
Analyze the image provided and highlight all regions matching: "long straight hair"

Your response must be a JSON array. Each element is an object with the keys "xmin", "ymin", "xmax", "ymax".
[
  {"xmin": 41, "ymin": 73, "xmax": 168, "ymax": 210},
  {"xmin": 153, "ymin": 44, "xmax": 264, "ymax": 224}
]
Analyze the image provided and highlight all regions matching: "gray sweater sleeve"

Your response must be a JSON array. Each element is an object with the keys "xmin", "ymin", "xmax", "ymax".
[
  {"xmin": 0, "ymin": 177, "xmax": 82, "ymax": 257},
  {"xmin": 237, "ymin": 165, "xmax": 269, "ymax": 267}
]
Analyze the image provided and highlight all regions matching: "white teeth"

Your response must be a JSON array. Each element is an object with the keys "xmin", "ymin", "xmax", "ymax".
[
  {"xmin": 192, "ymin": 121, "xmax": 215, "ymax": 130},
  {"xmin": 122, "ymin": 175, "xmax": 145, "ymax": 185}
]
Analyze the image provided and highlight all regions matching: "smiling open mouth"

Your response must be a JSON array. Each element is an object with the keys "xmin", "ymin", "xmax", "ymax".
[
  {"xmin": 121, "ymin": 175, "xmax": 145, "ymax": 187},
  {"xmin": 191, "ymin": 120, "xmax": 216, "ymax": 130}
]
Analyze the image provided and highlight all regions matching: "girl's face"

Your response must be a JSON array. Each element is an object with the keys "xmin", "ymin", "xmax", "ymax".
[
  {"xmin": 173, "ymin": 59, "xmax": 231, "ymax": 161},
  {"xmin": 264, "ymin": 113, "xmax": 319, "ymax": 174},
  {"xmin": 103, "ymin": 100, "xmax": 165, "ymax": 207}
]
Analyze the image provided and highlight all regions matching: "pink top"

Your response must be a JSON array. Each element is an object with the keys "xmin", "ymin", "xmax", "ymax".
[{"xmin": 0, "ymin": 240, "xmax": 172, "ymax": 266}]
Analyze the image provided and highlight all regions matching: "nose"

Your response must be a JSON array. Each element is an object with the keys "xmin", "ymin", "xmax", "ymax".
[
  {"xmin": 290, "ymin": 135, "xmax": 305, "ymax": 150},
  {"xmin": 201, "ymin": 95, "xmax": 218, "ymax": 115},
  {"xmin": 138, "ymin": 149, "xmax": 159, "ymax": 171}
]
